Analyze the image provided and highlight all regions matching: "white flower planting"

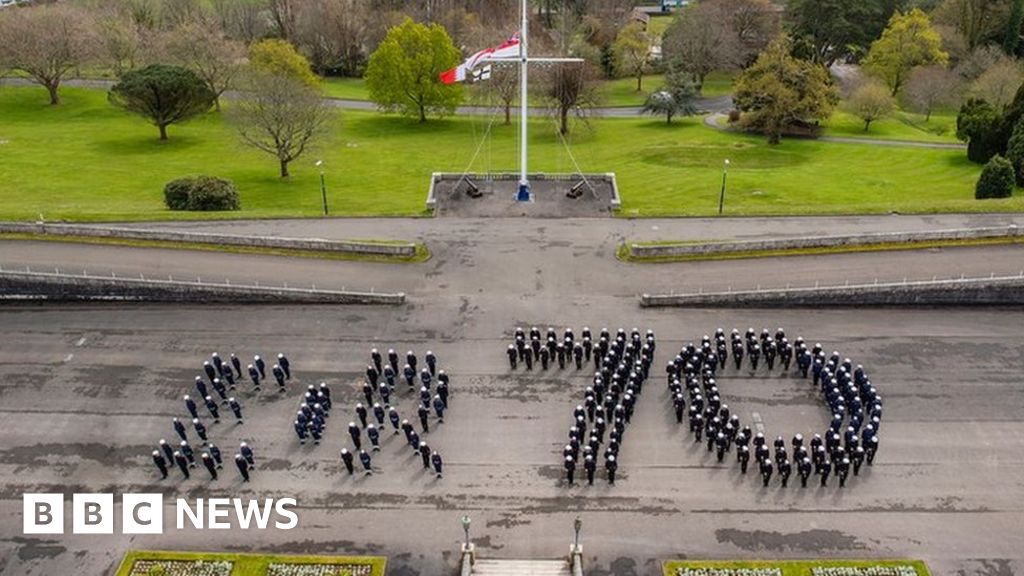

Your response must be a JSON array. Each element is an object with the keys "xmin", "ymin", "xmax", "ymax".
[
  {"xmin": 266, "ymin": 563, "xmax": 374, "ymax": 576},
  {"xmin": 810, "ymin": 567, "xmax": 918, "ymax": 576},
  {"xmin": 676, "ymin": 569, "xmax": 782, "ymax": 576},
  {"xmin": 129, "ymin": 559, "xmax": 233, "ymax": 576}
]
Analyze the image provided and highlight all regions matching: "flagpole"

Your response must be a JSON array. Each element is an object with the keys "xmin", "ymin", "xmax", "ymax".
[{"xmin": 516, "ymin": 0, "xmax": 530, "ymax": 202}]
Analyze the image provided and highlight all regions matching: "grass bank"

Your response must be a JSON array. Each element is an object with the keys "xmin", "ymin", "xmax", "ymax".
[
  {"xmin": 0, "ymin": 233, "xmax": 431, "ymax": 263},
  {"xmin": 618, "ymin": 236, "xmax": 1024, "ymax": 263},
  {"xmin": 0, "ymin": 86, "xmax": 1015, "ymax": 221}
]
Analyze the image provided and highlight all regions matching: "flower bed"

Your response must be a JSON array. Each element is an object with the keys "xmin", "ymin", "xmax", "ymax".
[
  {"xmin": 810, "ymin": 568, "xmax": 918, "ymax": 576},
  {"xmin": 128, "ymin": 560, "xmax": 233, "ymax": 576},
  {"xmin": 267, "ymin": 563, "xmax": 375, "ymax": 576},
  {"xmin": 675, "ymin": 565, "xmax": 778, "ymax": 569}
]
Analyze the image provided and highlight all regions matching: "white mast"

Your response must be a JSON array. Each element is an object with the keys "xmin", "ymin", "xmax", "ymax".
[{"xmin": 517, "ymin": 0, "xmax": 530, "ymax": 201}]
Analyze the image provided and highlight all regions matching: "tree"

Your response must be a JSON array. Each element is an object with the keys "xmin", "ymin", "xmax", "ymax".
[
  {"xmin": 845, "ymin": 81, "xmax": 897, "ymax": 131},
  {"xmin": 642, "ymin": 65, "xmax": 700, "ymax": 124},
  {"xmin": 160, "ymin": 21, "xmax": 246, "ymax": 111},
  {"xmin": 715, "ymin": 0, "xmax": 781, "ymax": 63},
  {"xmin": 661, "ymin": 2, "xmax": 743, "ymax": 91},
  {"xmin": 540, "ymin": 63, "xmax": 600, "ymax": 135},
  {"xmin": 613, "ymin": 22, "xmax": 651, "ymax": 92},
  {"xmin": 784, "ymin": 0, "xmax": 896, "ymax": 65},
  {"xmin": 1006, "ymin": 119, "xmax": 1024, "ymax": 186},
  {"xmin": 228, "ymin": 72, "xmax": 333, "ymax": 178},
  {"xmin": 108, "ymin": 64, "xmax": 215, "ymax": 140},
  {"xmin": 957, "ymin": 98, "xmax": 1003, "ymax": 163},
  {"xmin": 480, "ymin": 63, "xmax": 519, "ymax": 125},
  {"xmin": 94, "ymin": 4, "xmax": 148, "ymax": 77},
  {"xmin": 641, "ymin": 88, "xmax": 698, "ymax": 124},
  {"xmin": 293, "ymin": 0, "xmax": 373, "ymax": 77},
  {"xmin": 864, "ymin": 9, "xmax": 948, "ymax": 96},
  {"xmin": 974, "ymin": 155, "xmax": 1015, "ymax": 199},
  {"xmin": 904, "ymin": 65, "xmax": 960, "ymax": 121},
  {"xmin": 211, "ymin": 0, "xmax": 270, "ymax": 44},
  {"xmin": 268, "ymin": 0, "xmax": 298, "ymax": 41},
  {"xmin": 933, "ymin": 0, "xmax": 1012, "ymax": 51},
  {"xmin": 733, "ymin": 37, "xmax": 838, "ymax": 144},
  {"xmin": 1006, "ymin": 0, "xmax": 1024, "ymax": 55},
  {"xmin": 970, "ymin": 59, "xmax": 1024, "ymax": 112},
  {"xmin": 249, "ymin": 39, "xmax": 320, "ymax": 88},
  {"xmin": 0, "ymin": 4, "xmax": 97, "ymax": 105},
  {"xmin": 365, "ymin": 18, "xmax": 463, "ymax": 122}
]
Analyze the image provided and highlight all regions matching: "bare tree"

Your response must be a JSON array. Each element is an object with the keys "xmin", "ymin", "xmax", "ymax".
[
  {"xmin": 0, "ymin": 4, "xmax": 98, "ymax": 105},
  {"xmin": 539, "ymin": 62, "xmax": 600, "ymax": 135},
  {"xmin": 228, "ymin": 72, "xmax": 333, "ymax": 178},
  {"xmin": 661, "ymin": 2, "xmax": 743, "ymax": 91},
  {"xmin": 613, "ymin": 21, "xmax": 651, "ymax": 92},
  {"xmin": 268, "ymin": 0, "xmax": 299, "ymax": 41},
  {"xmin": 211, "ymin": 0, "xmax": 270, "ymax": 44},
  {"xmin": 93, "ymin": 4, "xmax": 148, "ymax": 76},
  {"xmin": 478, "ymin": 63, "xmax": 518, "ymax": 124},
  {"xmin": 294, "ymin": 0, "xmax": 373, "ymax": 77},
  {"xmin": 160, "ymin": 20, "xmax": 246, "ymax": 110},
  {"xmin": 970, "ymin": 58, "xmax": 1024, "ymax": 111},
  {"xmin": 713, "ymin": 0, "xmax": 780, "ymax": 63},
  {"xmin": 904, "ymin": 65, "xmax": 960, "ymax": 121},
  {"xmin": 158, "ymin": 0, "xmax": 209, "ymax": 30}
]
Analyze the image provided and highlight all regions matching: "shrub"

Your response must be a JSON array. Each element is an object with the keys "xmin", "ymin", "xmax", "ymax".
[
  {"xmin": 163, "ymin": 176, "xmax": 241, "ymax": 211},
  {"xmin": 975, "ymin": 155, "xmax": 1015, "ymax": 199},
  {"xmin": 1007, "ymin": 119, "xmax": 1024, "ymax": 186},
  {"xmin": 163, "ymin": 178, "xmax": 193, "ymax": 210},
  {"xmin": 186, "ymin": 176, "xmax": 240, "ymax": 211}
]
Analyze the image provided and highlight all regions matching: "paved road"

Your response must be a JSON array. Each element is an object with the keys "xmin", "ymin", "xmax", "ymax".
[
  {"xmin": 0, "ymin": 215, "xmax": 1023, "ymax": 576},
  {"xmin": 0, "ymin": 78, "xmax": 730, "ymax": 118}
]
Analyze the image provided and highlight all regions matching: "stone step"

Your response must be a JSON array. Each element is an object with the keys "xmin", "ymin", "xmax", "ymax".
[{"xmin": 472, "ymin": 558, "xmax": 572, "ymax": 576}]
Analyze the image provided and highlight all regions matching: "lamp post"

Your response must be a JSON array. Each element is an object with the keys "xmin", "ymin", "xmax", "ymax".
[
  {"xmin": 460, "ymin": 515, "xmax": 471, "ymax": 547},
  {"xmin": 573, "ymin": 516, "xmax": 582, "ymax": 549},
  {"xmin": 718, "ymin": 159, "xmax": 730, "ymax": 216},
  {"xmin": 316, "ymin": 160, "xmax": 328, "ymax": 216}
]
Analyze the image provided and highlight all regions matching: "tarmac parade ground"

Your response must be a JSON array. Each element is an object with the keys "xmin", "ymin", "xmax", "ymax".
[{"xmin": 0, "ymin": 214, "xmax": 1023, "ymax": 576}]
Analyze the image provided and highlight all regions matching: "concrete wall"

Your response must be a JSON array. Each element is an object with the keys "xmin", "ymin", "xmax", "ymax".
[
  {"xmin": 630, "ymin": 225, "xmax": 1021, "ymax": 259},
  {"xmin": 640, "ymin": 277, "xmax": 1024, "ymax": 308},
  {"xmin": 0, "ymin": 222, "xmax": 417, "ymax": 257},
  {"xmin": 0, "ymin": 271, "xmax": 405, "ymax": 305}
]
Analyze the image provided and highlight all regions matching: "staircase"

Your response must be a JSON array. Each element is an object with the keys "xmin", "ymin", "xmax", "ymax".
[{"xmin": 470, "ymin": 559, "xmax": 572, "ymax": 576}]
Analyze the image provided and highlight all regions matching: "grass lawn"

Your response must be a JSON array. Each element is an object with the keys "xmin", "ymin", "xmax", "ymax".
[
  {"xmin": 322, "ymin": 76, "xmax": 371, "ymax": 101},
  {"xmin": 0, "ymin": 85, "xmax": 1017, "ymax": 221},
  {"xmin": 599, "ymin": 71, "xmax": 734, "ymax": 107},
  {"xmin": 823, "ymin": 109, "xmax": 959, "ymax": 143},
  {"xmin": 115, "ymin": 550, "xmax": 386, "ymax": 576},
  {"xmin": 647, "ymin": 14, "xmax": 673, "ymax": 39},
  {"xmin": 664, "ymin": 559, "xmax": 931, "ymax": 576}
]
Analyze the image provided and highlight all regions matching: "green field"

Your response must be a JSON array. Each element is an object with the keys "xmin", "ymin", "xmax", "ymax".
[
  {"xmin": 322, "ymin": 76, "xmax": 371, "ymax": 101},
  {"xmin": 115, "ymin": 550, "xmax": 386, "ymax": 576},
  {"xmin": 322, "ymin": 70, "xmax": 732, "ymax": 108},
  {"xmin": 664, "ymin": 559, "xmax": 931, "ymax": 576},
  {"xmin": 822, "ymin": 110, "xmax": 959, "ymax": 143},
  {"xmin": 600, "ymin": 71, "xmax": 735, "ymax": 107},
  {"xmin": 0, "ymin": 85, "xmax": 1017, "ymax": 221}
]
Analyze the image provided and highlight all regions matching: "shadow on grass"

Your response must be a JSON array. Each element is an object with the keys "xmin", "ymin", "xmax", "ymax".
[{"xmin": 92, "ymin": 133, "xmax": 207, "ymax": 156}]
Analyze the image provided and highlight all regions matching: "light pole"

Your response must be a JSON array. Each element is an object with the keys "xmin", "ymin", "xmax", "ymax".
[
  {"xmin": 718, "ymin": 159, "xmax": 730, "ymax": 216},
  {"xmin": 460, "ymin": 515, "xmax": 471, "ymax": 547},
  {"xmin": 316, "ymin": 160, "xmax": 328, "ymax": 216},
  {"xmin": 573, "ymin": 516, "xmax": 582, "ymax": 549}
]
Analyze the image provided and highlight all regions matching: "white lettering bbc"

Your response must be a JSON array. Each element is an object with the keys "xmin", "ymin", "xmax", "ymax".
[{"xmin": 23, "ymin": 494, "xmax": 297, "ymax": 534}]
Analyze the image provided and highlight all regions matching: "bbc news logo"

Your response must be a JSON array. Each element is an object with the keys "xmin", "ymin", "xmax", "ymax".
[{"xmin": 23, "ymin": 494, "xmax": 298, "ymax": 535}]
